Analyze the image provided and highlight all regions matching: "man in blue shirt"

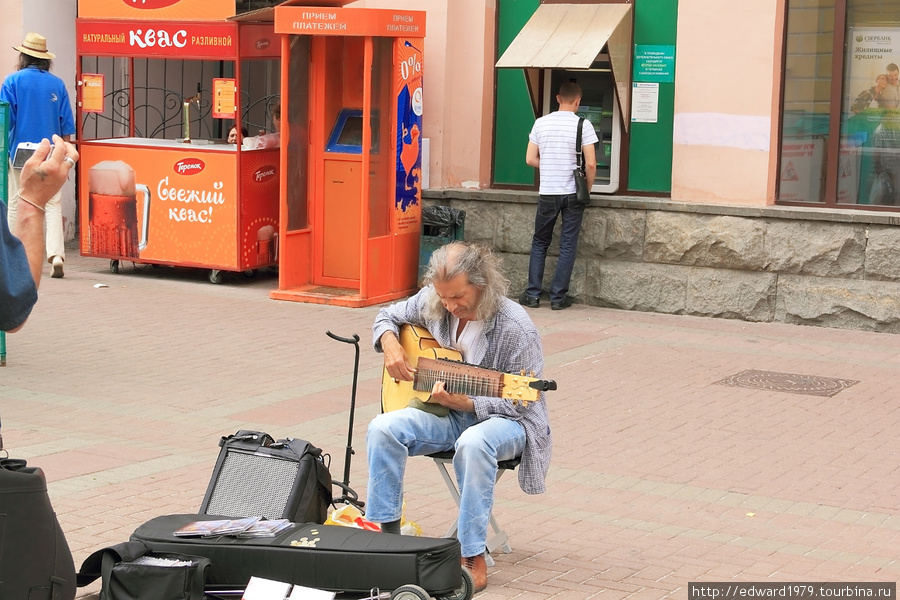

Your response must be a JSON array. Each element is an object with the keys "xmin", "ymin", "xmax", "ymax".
[
  {"xmin": 1, "ymin": 32, "xmax": 76, "ymax": 278},
  {"xmin": 1, "ymin": 135, "xmax": 78, "ymax": 333}
]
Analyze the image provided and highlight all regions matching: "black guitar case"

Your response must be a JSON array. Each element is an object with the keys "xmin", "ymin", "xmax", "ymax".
[
  {"xmin": 0, "ymin": 458, "xmax": 76, "ymax": 600},
  {"xmin": 130, "ymin": 514, "xmax": 461, "ymax": 596}
]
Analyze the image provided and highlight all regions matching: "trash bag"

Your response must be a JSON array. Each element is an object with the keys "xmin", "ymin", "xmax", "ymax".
[{"xmin": 422, "ymin": 205, "xmax": 465, "ymax": 238}]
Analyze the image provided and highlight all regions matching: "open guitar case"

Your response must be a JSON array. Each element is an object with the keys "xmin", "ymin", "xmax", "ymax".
[{"xmin": 129, "ymin": 513, "xmax": 465, "ymax": 598}]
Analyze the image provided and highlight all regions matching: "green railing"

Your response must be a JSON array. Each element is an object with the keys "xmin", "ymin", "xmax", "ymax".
[{"xmin": 2, "ymin": 101, "xmax": 9, "ymax": 365}]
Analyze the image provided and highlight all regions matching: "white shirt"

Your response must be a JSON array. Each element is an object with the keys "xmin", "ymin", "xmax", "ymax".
[
  {"xmin": 529, "ymin": 111, "xmax": 599, "ymax": 195},
  {"xmin": 450, "ymin": 316, "xmax": 485, "ymax": 362}
]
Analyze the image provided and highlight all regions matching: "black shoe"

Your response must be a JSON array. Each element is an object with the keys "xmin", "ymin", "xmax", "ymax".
[
  {"xmin": 518, "ymin": 292, "xmax": 539, "ymax": 308},
  {"xmin": 551, "ymin": 296, "xmax": 575, "ymax": 310}
]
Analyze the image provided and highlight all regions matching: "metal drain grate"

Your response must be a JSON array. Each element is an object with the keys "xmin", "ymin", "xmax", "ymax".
[{"xmin": 714, "ymin": 369, "xmax": 859, "ymax": 397}]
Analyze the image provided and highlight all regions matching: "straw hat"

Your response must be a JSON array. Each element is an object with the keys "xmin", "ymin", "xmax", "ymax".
[{"xmin": 13, "ymin": 32, "xmax": 55, "ymax": 60}]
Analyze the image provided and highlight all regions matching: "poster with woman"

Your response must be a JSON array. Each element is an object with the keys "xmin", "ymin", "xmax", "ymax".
[{"xmin": 844, "ymin": 27, "xmax": 900, "ymax": 204}]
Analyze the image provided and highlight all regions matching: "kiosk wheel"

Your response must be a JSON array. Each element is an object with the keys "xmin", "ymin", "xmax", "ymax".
[
  {"xmin": 437, "ymin": 567, "xmax": 474, "ymax": 600},
  {"xmin": 209, "ymin": 269, "xmax": 223, "ymax": 284},
  {"xmin": 109, "ymin": 260, "xmax": 119, "ymax": 274},
  {"xmin": 390, "ymin": 585, "xmax": 430, "ymax": 600}
]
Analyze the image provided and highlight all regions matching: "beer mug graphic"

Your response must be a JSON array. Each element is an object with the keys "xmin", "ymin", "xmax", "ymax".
[
  {"xmin": 88, "ymin": 161, "xmax": 150, "ymax": 258},
  {"xmin": 257, "ymin": 224, "xmax": 278, "ymax": 265}
]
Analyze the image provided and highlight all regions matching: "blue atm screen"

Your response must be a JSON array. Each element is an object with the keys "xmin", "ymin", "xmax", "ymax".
[{"xmin": 326, "ymin": 108, "xmax": 363, "ymax": 154}]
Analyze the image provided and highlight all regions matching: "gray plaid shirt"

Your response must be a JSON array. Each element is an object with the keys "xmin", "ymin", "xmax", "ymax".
[{"xmin": 373, "ymin": 286, "xmax": 552, "ymax": 494}]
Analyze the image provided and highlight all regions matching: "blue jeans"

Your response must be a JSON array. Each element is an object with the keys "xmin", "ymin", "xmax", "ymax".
[
  {"xmin": 525, "ymin": 193, "xmax": 586, "ymax": 303},
  {"xmin": 366, "ymin": 409, "xmax": 526, "ymax": 557}
]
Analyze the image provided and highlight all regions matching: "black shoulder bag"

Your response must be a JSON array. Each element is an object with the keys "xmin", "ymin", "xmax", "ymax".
[
  {"xmin": 573, "ymin": 116, "xmax": 591, "ymax": 204},
  {"xmin": 77, "ymin": 541, "xmax": 210, "ymax": 600}
]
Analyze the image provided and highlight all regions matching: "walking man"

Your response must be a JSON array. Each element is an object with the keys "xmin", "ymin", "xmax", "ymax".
[
  {"xmin": 519, "ymin": 81, "xmax": 597, "ymax": 310},
  {"xmin": 2, "ymin": 32, "xmax": 76, "ymax": 278}
]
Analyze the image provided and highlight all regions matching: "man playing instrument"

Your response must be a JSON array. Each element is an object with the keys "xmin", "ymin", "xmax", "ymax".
[{"xmin": 367, "ymin": 241, "xmax": 552, "ymax": 594}]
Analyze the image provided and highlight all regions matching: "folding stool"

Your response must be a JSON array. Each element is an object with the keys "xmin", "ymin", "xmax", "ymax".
[{"xmin": 428, "ymin": 450, "xmax": 520, "ymax": 566}]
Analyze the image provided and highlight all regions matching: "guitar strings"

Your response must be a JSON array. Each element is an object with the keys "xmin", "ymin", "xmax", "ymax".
[{"xmin": 413, "ymin": 368, "xmax": 502, "ymax": 397}]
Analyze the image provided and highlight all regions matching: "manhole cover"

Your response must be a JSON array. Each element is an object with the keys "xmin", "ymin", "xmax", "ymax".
[{"xmin": 714, "ymin": 369, "xmax": 859, "ymax": 397}]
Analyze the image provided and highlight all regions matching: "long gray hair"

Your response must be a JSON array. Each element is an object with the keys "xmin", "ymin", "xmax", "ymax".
[{"xmin": 422, "ymin": 242, "xmax": 509, "ymax": 322}]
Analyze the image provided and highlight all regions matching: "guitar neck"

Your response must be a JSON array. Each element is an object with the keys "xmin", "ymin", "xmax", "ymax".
[
  {"xmin": 413, "ymin": 367, "xmax": 502, "ymax": 398},
  {"xmin": 381, "ymin": 325, "xmax": 554, "ymax": 413}
]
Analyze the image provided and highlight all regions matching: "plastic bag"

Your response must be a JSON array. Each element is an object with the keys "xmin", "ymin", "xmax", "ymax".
[
  {"xmin": 422, "ymin": 205, "xmax": 465, "ymax": 238},
  {"xmin": 325, "ymin": 504, "xmax": 422, "ymax": 535},
  {"xmin": 324, "ymin": 505, "xmax": 380, "ymax": 531}
]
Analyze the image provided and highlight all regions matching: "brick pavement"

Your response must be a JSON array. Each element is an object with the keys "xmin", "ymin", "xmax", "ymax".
[{"xmin": 1, "ymin": 252, "xmax": 898, "ymax": 599}]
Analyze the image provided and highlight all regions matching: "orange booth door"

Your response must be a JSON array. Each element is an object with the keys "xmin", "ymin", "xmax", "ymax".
[{"xmin": 322, "ymin": 158, "xmax": 362, "ymax": 281}]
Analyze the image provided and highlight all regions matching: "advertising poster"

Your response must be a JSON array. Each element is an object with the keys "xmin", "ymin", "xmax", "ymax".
[
  {"xmin": 80, "ymin": 145, "xmax": 238, "ymax": 268},
  {"xmin": 82, "ymin": 74, "xmax": 104, "ymax": 114},
  {"xmin": 394, "ymin": 38, "xmax": 424, "ymax": 234},
  {"xmin": 845, "ymin": 27, "xmax": 900, "ymax": 112},
  {"xmin": 844, "ymin": 27, "xmax": 900, "ymax": 204},
  {"xmin": 213, "ymin": 78, "xmax": 236, "ymax": 119},
  {"xmin": 779, "ymin": 138, "xmax": 824, "ymax": 203}
]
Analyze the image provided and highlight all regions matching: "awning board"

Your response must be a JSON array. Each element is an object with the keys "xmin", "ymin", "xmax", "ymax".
[
  {"xmin": 496, "ymin": 3, "xmax": 633, "ymax": 129},
  {"xmin": 496, "ymin": 3, "xmax": 631, "ymax": 69}
]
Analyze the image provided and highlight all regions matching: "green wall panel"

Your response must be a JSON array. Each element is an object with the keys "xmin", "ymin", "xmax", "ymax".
[
  {"xmin": 628, "ymin": 0, "xmax": 678, "ymax": 192},
  {"xmin": 493, "ymin": 0, "xmax": 678, "ymax": 192},
  {"xmin": 493, "ymin": 0, "xmax": 540, "ymax": 186}
]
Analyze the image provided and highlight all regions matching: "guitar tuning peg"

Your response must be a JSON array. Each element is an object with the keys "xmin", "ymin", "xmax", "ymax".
[
  {"xmin": 529, "ymin": 371, "xmax": 535, "ymax": 377},
  {"xmin": 519, "ymin": 370, "xmax": 526, "ymax": 376}
]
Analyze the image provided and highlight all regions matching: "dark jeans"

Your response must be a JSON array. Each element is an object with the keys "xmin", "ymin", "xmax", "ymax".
[{"xmin": 525, "ymin": 193, "xmax": 586, "ymax": 303}]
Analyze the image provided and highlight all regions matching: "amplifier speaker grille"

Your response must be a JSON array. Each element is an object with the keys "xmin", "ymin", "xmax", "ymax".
[{"xmin": 203, "ymin": 450, "xmax": 299, "ymax": 520}]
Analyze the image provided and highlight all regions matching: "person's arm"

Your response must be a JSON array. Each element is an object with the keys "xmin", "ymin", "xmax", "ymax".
[
  {"xmin": 525, "ymin": 141, "xmax": 540, "ymax": 168},
  {"xmin": 372, "ymin": 287, "xmax": 431, "ymax": 380},
  {"xmin": 583, "ymin": 141, "xmax": 597, "ymax": 189},
  {"xmin": 8, "ymin": 136, "xmax": 79, "ymax": 331},
  {"xmin": 429, "ymin": 381, "xmax": 476, "ymax": 412},
  {"xmin": 0, "ymin": 208, "xmax": 36, "ymax": 332},
  {"xmin": 380, "ymin": 330, "xmax": 416, "ymax": 382}
]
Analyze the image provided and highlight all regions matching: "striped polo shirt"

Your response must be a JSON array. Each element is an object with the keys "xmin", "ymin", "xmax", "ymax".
[{"xmin": 528, "ymin": 110, "xmax": 598, "ymax": 195}]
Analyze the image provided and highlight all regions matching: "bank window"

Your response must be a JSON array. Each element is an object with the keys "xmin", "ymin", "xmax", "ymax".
[{"xmin": 779, "ymin": 0, "xmax": 900, "ymax": 207}]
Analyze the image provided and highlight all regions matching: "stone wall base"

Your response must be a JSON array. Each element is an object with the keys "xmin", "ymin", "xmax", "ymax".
[{"xmin": 424, "ymin": 190, "xmax": 900, "ymax": 333}]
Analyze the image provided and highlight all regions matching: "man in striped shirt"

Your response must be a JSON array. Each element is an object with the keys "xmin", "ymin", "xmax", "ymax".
[{"xmin": 520, "ymin": 82, "xmax": 597, "ymax": 311}]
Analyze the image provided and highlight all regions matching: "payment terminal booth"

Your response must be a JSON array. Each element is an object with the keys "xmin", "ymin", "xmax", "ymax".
[
  {"xmin": 269, "ymin": 3, "xmax": 425, "ymax": 307},
  {"xmin": 75, "ymin": 0, "xmax": 282, "ymax": 283},
  {"xmin": 496, "ymin": 3, "xmax": 633, "ymax": 193}
]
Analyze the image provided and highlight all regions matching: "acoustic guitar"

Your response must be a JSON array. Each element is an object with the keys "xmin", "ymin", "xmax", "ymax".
[{"xmin": 381, "ymin": 324, "xmax": 557, "ymax": 415}]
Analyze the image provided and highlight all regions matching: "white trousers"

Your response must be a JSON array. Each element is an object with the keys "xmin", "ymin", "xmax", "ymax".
[{"xmin": 7, "ymin": 160, "xmax": 65, "ymax": 262}]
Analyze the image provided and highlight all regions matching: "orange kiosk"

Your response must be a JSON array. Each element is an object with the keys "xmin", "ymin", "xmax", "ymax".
[
  {"xmin": 75, "ymin": 0, "xmax": 282, "ymax": 283},
  {"xmin": 269, "ymin": 3, "xmax": 425, "ymax": 307}
]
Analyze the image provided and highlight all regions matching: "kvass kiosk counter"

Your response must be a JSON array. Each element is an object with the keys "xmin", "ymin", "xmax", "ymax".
[{"xmin": 75, "ymin": 12, "xmax": 281, "ymax": 283}]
